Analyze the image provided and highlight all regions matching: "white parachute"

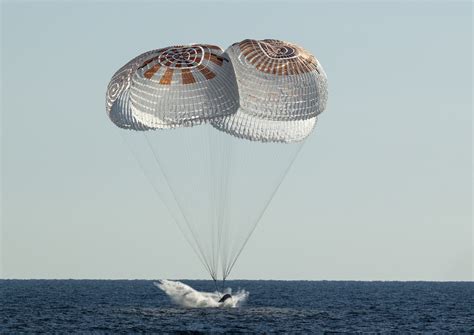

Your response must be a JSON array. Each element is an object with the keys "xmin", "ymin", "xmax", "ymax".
[{"xmin": 106, "ymin": 39, "xmax": 328, "ymax": 286}]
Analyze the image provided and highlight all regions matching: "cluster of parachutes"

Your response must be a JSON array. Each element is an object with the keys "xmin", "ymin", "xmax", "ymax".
[
  {"xmin": 106, "ymin": 39, "xmax": 328, "ymax": 284},
  {"xmin": 106, "ymin": 39, "xmax": 327, "ymax": 143}
]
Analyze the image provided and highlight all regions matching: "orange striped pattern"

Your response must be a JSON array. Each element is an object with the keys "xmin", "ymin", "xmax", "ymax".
[
  {"xmin": 144, "ymin": 64, "xmax": 161, "ymax": 79},
  {"xmin": 197, "ymin": 64, "xmax": 216, "ymax": 80},
  {"xmin": 159, "ymin": 68, "xmax": 174, "ymax": 85},
  {"xmin": 238, "ymin": 39, "xmax": 320, "ymax": 75},
  {"xmin": 138, "ymin": 44, "xmax": 225, "ymax": 85},
  {"xmin": 181, "ymin": 69, "xmax": 196, "ymax": 84}
]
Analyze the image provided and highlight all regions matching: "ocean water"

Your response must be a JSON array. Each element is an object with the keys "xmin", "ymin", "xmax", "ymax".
[{"xmin": 1, "ymin": 280, "xmax": 472, "ymax": 333}]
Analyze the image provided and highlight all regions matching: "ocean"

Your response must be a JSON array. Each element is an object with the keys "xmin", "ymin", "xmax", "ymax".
[{"xmin": 1, "ymin": 280, "xmax": 472, "ymax": 333}]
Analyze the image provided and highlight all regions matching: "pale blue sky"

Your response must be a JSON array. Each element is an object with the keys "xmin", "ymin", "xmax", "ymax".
[{"xmin": 1, "ymin": 1, "xmax": 472, "ymax": 280}]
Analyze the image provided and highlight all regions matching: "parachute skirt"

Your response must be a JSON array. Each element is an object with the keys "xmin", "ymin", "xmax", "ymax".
[{"xmin": 211, "ymin": 109, "xmax": 318, "ymax": 143}]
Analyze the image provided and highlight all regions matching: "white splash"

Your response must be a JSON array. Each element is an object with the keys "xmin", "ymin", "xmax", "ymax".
[{"xmin": 154, "ymin": 279, "xmax": 248, "ymax": 308}]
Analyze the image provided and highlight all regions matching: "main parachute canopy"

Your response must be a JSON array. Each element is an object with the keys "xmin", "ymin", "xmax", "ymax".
[
  {"xmin": 106, "ymin": 44, "xmax": 239, "ymax": 130},
  {"xmin": 106, "ymin": 39, "xmax": 328, "ymax": 142}
]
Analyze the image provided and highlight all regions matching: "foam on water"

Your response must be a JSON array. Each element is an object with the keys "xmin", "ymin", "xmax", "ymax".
[{"xmin": 154, "ymin": 279, "xmax": 248, "ymax": 308}]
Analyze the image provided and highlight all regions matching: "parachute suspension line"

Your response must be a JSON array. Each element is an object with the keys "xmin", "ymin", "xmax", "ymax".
[
  {"xmin": 220, "ymin": 133, "xmax": 255, "ymax": 281},
  {"xmin": 179, "ymin": 127, "xmax": 219, "ymax": 281},
  {"xmin": 209, "ymin": 126, "xmax": 229, "ymax": 282},
  {"xmin": 119, "ymin": 131, "xmax": 210, "ymax": 274},
  {"xmin": 217, "ymin": 131, "xmax": 235, "ymax": 282},
  {"xmin": 203, "ymin": 126, "xmax": 219, "ymax": 282},
  {"xmin": 224, "ymin": 135, "xmax": 234, "ymax": 281},
  {"xmin": 201, "ymin": 125, "xmax": 218, "ymax": 282},
  {"xmin": 223, "ymin": 140, "xmax": 306, "ymax": 280},
  {"xmin": 179, "ymin": 126, "xmax": 219, "ymax": 282},
  {"xmin": 220, "ymin": 131, "xmax": 234, "ymax": 282},
  {"xmin": 224, "ymin": 140, "xmax": 305, "ymax": 278},
  {"xmin": 190, "ymin": 128, "xmax": 219, "ymax": 282},
  {"xmin": 142, "ymin": 132, "xmax": 217, "ymax": 280},
  {"xmin": 208, "ymin": 126, "xmax": 221, "ymax": 281},
  {"xmin": 206, "ymin": 125, "xmax": 218, "ymax": 281}
]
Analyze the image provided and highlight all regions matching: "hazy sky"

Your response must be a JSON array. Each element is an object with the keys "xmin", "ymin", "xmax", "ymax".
[{"xmin": 1, "ymin": 1, "xmax": 472, "ymax": 281}]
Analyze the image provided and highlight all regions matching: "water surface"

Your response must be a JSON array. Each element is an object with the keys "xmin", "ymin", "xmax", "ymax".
[{"xmin": 1, "ymin": 280, "xmax": 472, "ymax": 333}]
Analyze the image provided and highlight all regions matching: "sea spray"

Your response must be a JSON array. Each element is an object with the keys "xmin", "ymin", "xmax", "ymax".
[{"xmin": 154, "ymin": 279, "xmax": 248, "ymax": 308}]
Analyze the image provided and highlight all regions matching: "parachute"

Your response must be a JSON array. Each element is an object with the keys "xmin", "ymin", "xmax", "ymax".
[{"xmin": 106, "ymin": 39, "xmax": 328, "ymax": 287}]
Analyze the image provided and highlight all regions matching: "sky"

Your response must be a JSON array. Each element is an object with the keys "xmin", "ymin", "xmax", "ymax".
[{"xmin": 1, "ymin": 1, "xmax": 472, "ymax": 281}]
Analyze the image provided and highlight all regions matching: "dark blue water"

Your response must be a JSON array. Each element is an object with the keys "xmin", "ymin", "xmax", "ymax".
[{"xmin": 1, "ymin": 280, "xmax": 472, "ymax": 333}]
